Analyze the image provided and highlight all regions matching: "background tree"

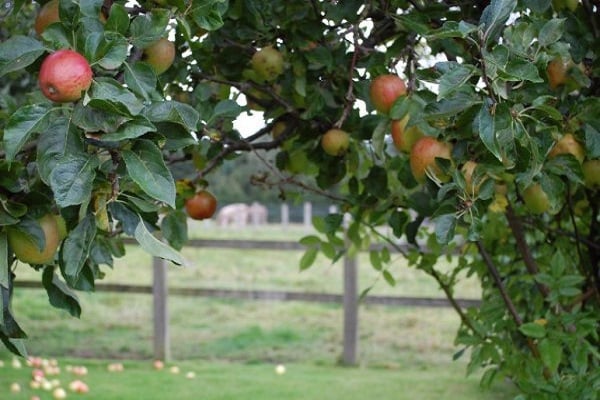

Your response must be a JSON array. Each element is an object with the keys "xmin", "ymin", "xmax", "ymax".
[{"xmin": 1, "ymin": 0, "xmax": 599, "ymax": 398}]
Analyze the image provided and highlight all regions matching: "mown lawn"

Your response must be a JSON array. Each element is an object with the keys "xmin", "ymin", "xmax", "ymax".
[{"xmin": 0, "ymin": 356, "xmax": 516, "ymax": 400}]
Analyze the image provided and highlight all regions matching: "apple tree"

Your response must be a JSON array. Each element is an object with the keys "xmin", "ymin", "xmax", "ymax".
[{"xmin": 1, "ymin": 0, "xmax": 599, "ymax": 397}]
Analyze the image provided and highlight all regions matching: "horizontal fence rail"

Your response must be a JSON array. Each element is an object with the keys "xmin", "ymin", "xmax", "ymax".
[{"xmin": 15, "ymin": 281, "xmax": 481, "ymax": 308}]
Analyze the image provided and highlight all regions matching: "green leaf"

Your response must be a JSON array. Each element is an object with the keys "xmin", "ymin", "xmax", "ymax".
[
  {"xmin": 364, "ymin": 166, "xmax": 390, "ymax": 199},
  {"xmin": 87, "ymin": 78, "xmax": 145, "ymax": 116},
  {"xmin": 519, "ymin": 322, "xmax": 546, "ymax": 338},
  {"xmin": 191, "ymin": 0, "xmax": 227, "ymax": 31},
  {"xmin": 480, "ymin": 0, "xmax": 517, "ymax": 45},
  {"xmin": 100, "ymin": 118, "xmax": 156, "ymax": 142},
  {"xmin": 37, "ymin": 117, "xmax": 86, "ymax": 185},
  {"xmin": 144, "ymin": 101, "xmax": 200, "ymax": 131},
  {"xmin": 160, "ymin": 210, "xmax": 188, "ymax": 251},
  {"xmin": 584, "ymin": 123, "xmax": 600, "ymax": 158},
  {"xmin": 60, "ymin": 214, "xmax": 96, "ymax": 283},
  {"xmin": 437, "ymin": 62, "xmax": 478, "ymax": 100},
  {"xmin": 427, "ymin": 21, "xmax": 478, "ymax": 40},
  {"xmin": 539, "ymin": 338, "xmax": 562, "ymax": 373},
  {"xmin": 0, "ymin": 232, "xmax": 7, "ymax": 290},
  {"xmin": 498, "ymin": 59, "xmax": 543, "ymax": 82},
  {"xmin": 50, "ymin": 154, "xmax": 99, "ymax": 207},
  {"xmin": 4, "ymin": 104, "xmax": 53, "ymax": 162},
  {"xmin": 300, "ymin": 247, "xmax": 318, "ymax": 271},
  {"xmin": 130, "ymin": 9, "xmax": 172, "ymax": 48},
  {"xmin": 1, "ymin": 273, "xmax": 27, "ymax": 339},
  {"xmin": 107, "ymin": 202, "xmax": 139, "ymax": 236},
  {"xmin": 207, "ymin": 100, "xmax": 243, "ymax": 124},
  {"xmin": 383, "ymin": 270, "xmax": 396, "ymax": 286},
  {"xmin": 124, "ymin": 62, "xmax": 158, "ymax": 101},
  {"xmin": 90, "ymin": 32, "xmax": 129, "ymax": 70},
  {"xmin": 0, "ymin": 35, "xmax": 45, "ymax": 77},
  {"xmin": 134, "ymin": 215, "xmax": 184, "ymax": 265},
  {"xmin": 122, "ymin": 140, "xmax": 176, "ymax": 207},
  {"xmin": 299, "ymin": 235, "xmax": 321, "ymax": 247},
  {"xmin": 538, "ymin": 19, "xmax": 565, "ymax": 47},
  {"xmin": 476, "ymin": 103, "xmax": 500, "ymax": 161},
  {"xmin": 105, "ymin": 3, "xmax": 130, "ymax": 35},
  {"xmin": 371, "ymin": 119, "xmax": 387, "ymax": 158},
  {"xmin": 434, "ymin": 214, "xmax": 456, "ymax": 245},
  {"xmin": 370, "ymin": 250, "xmax": 382, "ymax": 271},
  {"xmin": 42, "ymin": 266, "xmax": 81, "ymax": 318}
]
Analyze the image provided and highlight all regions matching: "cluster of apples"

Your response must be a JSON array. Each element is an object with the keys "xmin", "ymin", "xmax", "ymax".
[
  {"xmin": 6, "ymin": 356, "xmax": 90, "ymax": 399},
  {"xmin": 152, "ymin": 360, "xmax": 196, "ymax": 379},
  {"xmin": 369, "ymin": 73, "xmax": 453, "ymax": 183},
  {"xmin": 35, "ymin": 0, "xmax": 175, "ymax": 104}
]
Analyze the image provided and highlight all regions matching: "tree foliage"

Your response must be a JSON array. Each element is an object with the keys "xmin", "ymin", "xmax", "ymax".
[{"xmin": 1, "ymin": 0, "xmax": 599, "ymax": 397}]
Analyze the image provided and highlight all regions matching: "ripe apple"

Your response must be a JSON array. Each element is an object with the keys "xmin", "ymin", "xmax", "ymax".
[
  {"xmin": 8, "ymin": 214, "xmax": 60, "ymax": 264},
  {"xmin": 582, "ymin": 160, "xmax": 600, "ymax": 189},
  {"xmin": 10, "ymin": 382, "xmax": 21, "ymax": 393},
  {"xmin": 321, "ymin": 128, "xmax": 350, "ymax": 156},
  {"xmin": 547, "ymin": 57, "xmax": 569, "ymax": 90},
  {"xmin": 409, "ymin": 136, "xmax": 452, "ymax": 183},
  {"xmin": 548, "ymin": 133, "xmax": 585, "ymax": 163},
  {"xmin": 275, "ymin": 364, "xmax": 286, "ymax": 375},
  {"xmin": 251, "ymin": 46, "xmax": 284, "ymax": 82},
  {"xmin": 39, "ymin": 49, "xmax": 93, "ymax": 103},
  {"xmin": 153, "ymin": 360, "xmax": 164, "ymax": 370},
  {"xmin": 143, "ymin": 38, "xmax": 176, "ymax": 75},
  {"xmin": 52, "ymin": 387, "xmax": 67, "ymax": 399},
  {"xmin": 185, "ymin": 190, "xmax": 217, "ymax": 220},
  {"xmin": 369, "ymin": 74, "xmax": 407, "ymax": 114},
  {"xmin": 522, "ymin": 183, "xmax": 550, "ymax": 214},
  {"xmin": 391, "ymin": 116, "xmax": 424, "ymax": 153},
  {"xmin": 35, "ymin": 0, "xmax": 59, "ymax": 35}
]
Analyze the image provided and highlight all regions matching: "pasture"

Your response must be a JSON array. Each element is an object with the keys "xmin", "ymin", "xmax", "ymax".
[{"xmin": 1, "ymin": 223, "xmax": 517, "ymax": 398}]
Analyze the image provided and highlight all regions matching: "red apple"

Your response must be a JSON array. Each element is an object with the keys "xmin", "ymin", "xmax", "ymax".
[
  {"xmin": 35, "ymin": 0, "xmax": 59, "ymax": 35},
  {"xmin": 391, "ymin": 116, "xmax": 424, "ymax": 153},
  {"xmin": 369, "ymin": 74, "xmax": 407, "ymax": 114},
  {"xmin": 39, "ymin": 49, "xmax": 93, "ymax": 103},
  {"xmin": 548, "ymin": 133, "xmax": 585, "ymax": 163},
  {"xmin": 321, "ymin": 128, "xmax": 350, "ymax": 156},
  {"xmin": 185, "ymin": 190, "xmax": 217, "ymax": 220},
  {"xmin": 409, "ymin": 136, "xmax": 452, "ymax": 182}
]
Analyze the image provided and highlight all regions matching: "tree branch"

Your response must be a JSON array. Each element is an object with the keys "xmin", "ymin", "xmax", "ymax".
[{"xmin": 505, "ymin": 204, "xmax": 550, "ymax": 298}]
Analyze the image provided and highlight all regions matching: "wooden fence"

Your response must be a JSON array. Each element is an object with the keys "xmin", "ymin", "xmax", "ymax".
[{"xmin": 16, "ymin": 238, "xmax": 481, "ymax": 365}]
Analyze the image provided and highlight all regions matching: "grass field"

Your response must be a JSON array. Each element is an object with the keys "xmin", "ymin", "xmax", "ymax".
[{"xmin": 1, "ymin": 223, "xmax": 518, "ymax": 399}]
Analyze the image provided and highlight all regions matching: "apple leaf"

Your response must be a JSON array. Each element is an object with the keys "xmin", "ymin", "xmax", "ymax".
[
  {"xmin": 124, "ymin": 62, "xmax": 158, "ymax": 102},
  {"xmin": 519, "ymin": 322, "xmax": 546, "ymax": 338},
  {"xmin": 160, "ymin": 210, "xmax": 188, "ymax": 251},
  {"xmin": 299, "ymin": 247, "xmax": 318, "ymax": 271},
  {"xmin": 480, "ymin": 0, "xmax": 517, "ymax": 45},
  {"xmin": 134, "ymin": 215, "xmax": 184, "ymax": 265},
  {"xmin": 122, "ymin": 140, "xmax": 176, "ymax": 208},
  {"xmin": 434, "ymin": 213, "xmax": 456, "ymax": 245},
  {"xmin": 37, "ymin": 117, "xmax": 86, "ymax": 185},
  {"xmin": 538, "ymin": 18, "xmax": 565, "ymax": 48},
  {"xmin": 4, "ymin": 104, "xmax": 53, "ymax": 163},
  {"xmin": 42, "ymin": 266, "xmax": 81, "ymax": 318},
  {"xmin": 86, "ymin": 32, "xmax": 129, "ymax": 70},
  {"xmin": 105, "ymin": 3, "xmax": 130, "ymax": 35},
  {"xmin": 60, "ymin": 214, "xmax": 96, "ymax": 284},
  {"xmin": 130, "ymin": 9, "xmax": 171, "ymax": 48},
  {"xmin": 0, "ymin": 35, "xmax": 45, "ymax": 77},
  {"xmin": 144, "ymin": 101, "xmax": 201, "ymax": 132},
  {"xmin": 0, "ymin": 272, "xmax": 27, "ymax": 339},
  {"xmin": 437, "ymin": 62, "xmax": 478, "ymax": 100},
  {"xmin": 87, "ymin": 78, "xmax": 145, "ymax": 117},
  {"xmin": 584, "ymin": 123, "xmax": 600, "ymax": 158},
  {"xmin": 50, "ymin": 154, "xmax": 99, "ymax": 208}
]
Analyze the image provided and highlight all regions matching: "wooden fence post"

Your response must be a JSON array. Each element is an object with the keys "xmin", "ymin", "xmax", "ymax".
[
  {"xmin": 303, "ymin": 202, "xmax": 312, "ymax": 227},
  {"xmin": 281, "ymin": 203, "xmax": 289, "ymax": 228},
  {"xmin": 153, "ymin": 257, "xmax": 170, "ymax": 361},
  {"xmin": 342, "ymin": 217, "xmax": 358, "ymax": 365}
]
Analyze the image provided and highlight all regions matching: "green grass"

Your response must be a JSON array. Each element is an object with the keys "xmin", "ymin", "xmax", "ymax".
[
  {"xmin": 2, "ymin": 224, "xmax": 519, "ymax": 399},
  {"xmin": 0, "ymin": 357, "xmax": 516, "ymax": 400}
]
